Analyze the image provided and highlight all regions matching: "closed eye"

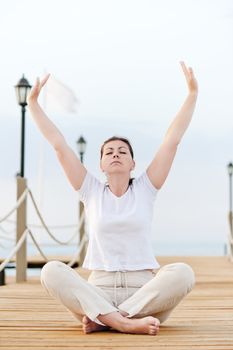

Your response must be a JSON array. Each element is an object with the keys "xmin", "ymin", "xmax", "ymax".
[{"xmin": 105, "ymin": 151, "xmax": 126, "ymax": 155}]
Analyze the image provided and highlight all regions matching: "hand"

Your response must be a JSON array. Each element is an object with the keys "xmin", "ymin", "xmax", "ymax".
[
  {"xmin": 27, "ymin": 74, "xmax": 50, "ymax": 104},
  {"xmin": 180, "ymin": 61, "xmax": 198, "ymax": 95}
]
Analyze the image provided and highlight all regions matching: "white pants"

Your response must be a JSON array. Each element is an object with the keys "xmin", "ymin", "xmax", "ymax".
[{"xmin": 41, "ymin": 261, "xmax": 195, "ymax": 326}]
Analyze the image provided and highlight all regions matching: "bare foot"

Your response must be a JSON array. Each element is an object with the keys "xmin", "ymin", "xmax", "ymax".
[
  {"xmin": 121, "ymin": 316, "xmax": 160, "ymax": 335},
  {"xmin": 97, "ymin": 311, "xmax": 160, "ymax": 336},
  {"xmin": 82, "ymin": 315, "xmax": 110, "ymax": 334}
]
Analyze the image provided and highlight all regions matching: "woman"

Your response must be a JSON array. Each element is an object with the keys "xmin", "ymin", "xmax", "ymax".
[{"xmin": 28, "ymin": 61, "xmax": 198, "ymax": 336}]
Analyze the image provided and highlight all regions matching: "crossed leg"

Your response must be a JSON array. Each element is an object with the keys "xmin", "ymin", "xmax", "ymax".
[
  {"xmin": 93, "ymin": 263, "xmax": 194, "ymax": 335},
  {"xmin": 41, "ymin": 261, "xmax": 194, "ymax": 335},
  {"xmin": 117, "ymin": 263, "xmax": 195, "ymax": 323}
]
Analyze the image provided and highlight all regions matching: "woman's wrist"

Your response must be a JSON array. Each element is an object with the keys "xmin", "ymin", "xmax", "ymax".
[
  {"xmin": 188, "ymin": 90, "xmax": 198, "ymax": 99},
  {"xmin": 27, "ymin": 98, "xmax": 39, "ymax": 108}
]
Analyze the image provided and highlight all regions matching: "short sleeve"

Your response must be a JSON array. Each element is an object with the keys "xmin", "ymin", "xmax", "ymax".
[
  {"xmin": 134, "ymin": 171, "xmax": 159, "ymax": 200},
  {"xmin": 77, "ymin": 171, "xmax": 102, "ymax": 204}
]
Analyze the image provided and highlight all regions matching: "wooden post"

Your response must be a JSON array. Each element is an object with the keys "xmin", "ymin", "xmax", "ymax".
[
  {"xmin": 0, "ymin": 269, "xmax": 5, "ymax": 286},
  {"xmin": 229, "ymin": 211, "xmax": 233, "ymax": 262},
  {"xmin": 78, "ymin": 201, "xmax": 86, "ymax": 266},
  {"xmin": 16, "ymin": 176, "xmax": 27, "ymax": 282}
]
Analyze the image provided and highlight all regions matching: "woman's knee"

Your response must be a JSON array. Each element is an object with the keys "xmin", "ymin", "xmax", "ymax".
[
  {"xmin": 41, "ymin": 260, "xmax": 65, "ymax": 285},
  {"xmin": 174, "ymin": 262, "xmax": 195, "ymax": 292},
  {"xmin": 160, "ymin": 262, "xmax": 195, "ymax": 292}
]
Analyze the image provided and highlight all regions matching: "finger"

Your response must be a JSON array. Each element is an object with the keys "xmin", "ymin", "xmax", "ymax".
[
  {"xmin": 40, "ymin": 73, "xmax": 50, "ymax": 88},
  {"xmin": 180, "ymin": 61, "xmax": 189, "ymax": 78},
  {"xmin": 29, "ymin": 77, "xmax": 42, "ymax": 97},
  {"xmin": 188, "ymin": 67, "xmax": 195, "ymax": 78}
]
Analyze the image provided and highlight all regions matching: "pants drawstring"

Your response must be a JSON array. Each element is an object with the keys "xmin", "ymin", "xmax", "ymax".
[
  {"xmin": 114, "ymin": 271, "xmax": 129, "ymax": 307},
  {"xmin": 123, "ymin": 272, "xmax": 129, "ymax": 300},
  {"xmin": 114, "ymin": 271, "xmax": 119, "ymax": 306}
]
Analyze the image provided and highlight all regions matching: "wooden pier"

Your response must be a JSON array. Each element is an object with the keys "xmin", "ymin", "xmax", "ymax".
[{"xmin": 0, "ymin": 256, "xmax": 233, "ymax": 349}]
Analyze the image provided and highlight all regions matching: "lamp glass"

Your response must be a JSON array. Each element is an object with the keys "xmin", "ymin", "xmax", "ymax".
[
  {"xmin": 15, "ymin": 76, "xmax": 31, "ymax": 106},
  {"xmin": 77, "ymin": 137, "xmax": 87, "ymax": 154},
  {"xmin": 228, "ymin": 163, "xmax": 233, "ymax": 176},
  {"xmin": 15, "ymin": 86, "xmax": 30, "ymax": 106}
]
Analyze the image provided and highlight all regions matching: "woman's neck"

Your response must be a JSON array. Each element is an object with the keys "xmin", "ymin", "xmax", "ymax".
[{"xmin": 106, "ymin": 174, "xmax": 130, "ymax": 197}]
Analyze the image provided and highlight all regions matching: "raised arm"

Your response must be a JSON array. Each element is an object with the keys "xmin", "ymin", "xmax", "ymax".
[
  {"xmin": 147, "ymin": 61, "xmax": 198, "ymax": 190},
  {"xmin": 27, "ymin": 75, "xmax": 87, "ymax": 190}
]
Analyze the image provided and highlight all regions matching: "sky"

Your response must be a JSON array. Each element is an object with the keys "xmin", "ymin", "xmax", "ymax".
[{"xmin": 0, "ymin": 0, "xmax": 233, "ymax": 256}]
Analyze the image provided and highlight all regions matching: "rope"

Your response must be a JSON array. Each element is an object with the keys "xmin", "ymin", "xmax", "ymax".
[
  {"xmin": 0, "ymin": 188, "xmax": 29, "ymax": 223},
  {"xmin": 27, "ymin": 229, "xmax": 49, "ymax": 262},
  {"xmin": 26, "ymin": 227, "xmax": 88, "ymax": 267},
  {"xmin": 0, "ymin": 226, "xmax": 88, "ymax": 271},
  {"xmin": 0, "ymin": 186, "xmax": 88, "ymax": 272},
  {"xmin": 68, "ymin": 233, "xmax": 89, "ymax": 267},
  {"xmin": 5, "ymin": 219, "xmax": 79, "ymax": 230},
  {"xmin": 0, "ymin": 229, "xmax": 29, "ymax": 272},
  {"xmin": 28, "ymin": 223, "xmax": 79, "ymax": 229},
  {"xmin": 28, "ymin": 189, "xmax": 84, "ymax": 245}
]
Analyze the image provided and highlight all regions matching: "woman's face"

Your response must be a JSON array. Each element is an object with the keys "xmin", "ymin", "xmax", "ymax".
[{"xmin": 100, "ymin": 140, "xmax": 135, "ymax": 175}]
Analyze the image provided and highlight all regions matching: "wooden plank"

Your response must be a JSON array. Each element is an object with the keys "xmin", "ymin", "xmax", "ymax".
[{"xmin": 0, "ymin": 256, "xmax": 233, "ymax": 349}]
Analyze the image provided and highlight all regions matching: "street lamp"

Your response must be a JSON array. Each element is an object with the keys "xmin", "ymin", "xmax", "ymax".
[
  {"xmin": 227, "ymin": 162, "xmax": 233, "ymax": 261},
  {"xmin": 14, "ymin": 75, "xmax": 31, "ymax": 283},
  {"xmin": 15, "ymin": 75, "xmax": 31, "ymax": 177},
  {"xmin": 76, "ymin": 135, "xmax": 87, "ymax": 164},
  {"xmin": 76, "ymin": 135, "xmax": 87, "ymax": 266}
]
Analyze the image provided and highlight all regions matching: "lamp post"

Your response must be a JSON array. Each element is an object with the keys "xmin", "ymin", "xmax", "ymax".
[
  {"xmin": 14, "ymin": 75, "xmax": 31, "ymax": 282},
  {"xmin": 15, "ymin": 75, "xmax": 32, "ymax": 177},
  {"xmin": 227, "ymin": 162, "xmax": 233, "ymax": 261},
  {"xmin": 76, "ymin": 136, "xmax": 87, "ymax": 265},
  {"xmin": 76, "ymin": 136, "xmax": 87, "ymax": 164}
]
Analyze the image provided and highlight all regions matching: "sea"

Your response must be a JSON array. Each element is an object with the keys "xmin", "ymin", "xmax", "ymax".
[{"xmin": 0, "ymin": 239, "xmax": 227, "ymax": 278}]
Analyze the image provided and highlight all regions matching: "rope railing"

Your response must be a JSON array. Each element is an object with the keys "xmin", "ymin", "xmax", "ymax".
[
  {"xmin": 28, "ymin": 189, "xmax": 84, "ymax": 245},
  {"xmin": 0, "ymin": 186, "xmax": 83, "ymax": 245},
  {"xmin": 27, "ymin": 229, "xmax": 49, "ymax": 262},
  {"xmin": 5, "ymin": 219, "xmax": 79, "ymax": 230},
  {"xmin": 68, "ymin": 232, "xmax": 88, "ymax": 267},
  {"xmin": 0, "ymin": 185, "xmax": 88, "ymax": 277},
  {"xmin": 0, "ymin": 226, "xmax": 88, "ymax": 272},
  {"xmin": 0, "ymin": 188, "xmax": 29, "ymax": 223},
  {"xmin": 0, "ymin": 229, "xmax": 29, "ymax": 272},
  {"xmin": 28, "ymin": 223, "xmax": 79, "ymax": 229},
  {"xmin": 27, "ymin": 227, "xmax": 88, "ymax": 268}
]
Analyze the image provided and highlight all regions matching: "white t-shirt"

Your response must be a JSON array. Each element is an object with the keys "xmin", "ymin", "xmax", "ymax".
[{"xmin": 78, "ymin": 171, "xmax": 160, "ymax": 271}]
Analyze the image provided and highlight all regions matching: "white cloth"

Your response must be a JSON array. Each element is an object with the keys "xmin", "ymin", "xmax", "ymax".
[{"xmin": 78, "ymin": 171, "xmax": 160, "ymax": 271}]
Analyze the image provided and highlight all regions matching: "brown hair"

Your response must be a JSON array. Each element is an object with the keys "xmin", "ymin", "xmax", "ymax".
[{"xmin": 100, "ymin": 136, "xmax": 134, "ymax": 159}]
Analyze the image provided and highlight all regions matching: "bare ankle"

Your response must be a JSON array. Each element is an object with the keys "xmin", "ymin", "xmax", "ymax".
[
  {"xmin": 97, "ymin": 311, "xmax": 128, "ymax": 331},
  {"xmin": 118, "ymin": 310, "xmax": 129, "ymax": 317}
]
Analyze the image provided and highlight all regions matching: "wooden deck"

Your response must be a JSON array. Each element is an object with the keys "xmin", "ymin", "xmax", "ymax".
[{"xmin": 0, "ymin": 256, "xmax": 233, "ymax": 349}]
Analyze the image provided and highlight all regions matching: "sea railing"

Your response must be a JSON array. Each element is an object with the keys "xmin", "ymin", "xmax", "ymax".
[{"xmin": 0, "ymin": 180, "xmax": 87, "ymax": 285}]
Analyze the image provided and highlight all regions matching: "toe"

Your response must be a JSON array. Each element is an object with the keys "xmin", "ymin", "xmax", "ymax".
[
  {"xmin": 82, "ymin": 316, "xmax": 90, "ymax": 325},
  {"xmin": 149, "ymin": 328, "xmax": 157, "ymax": 335},
  {"xmin": 150, "ymin": 325, "xmax": 159, "ymax": 335}
]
